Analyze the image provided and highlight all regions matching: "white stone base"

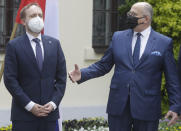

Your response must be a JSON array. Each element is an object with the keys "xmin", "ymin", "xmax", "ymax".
[{"xmin": 0, "ymin": 110, "xmax": 11, "ymax": 127}]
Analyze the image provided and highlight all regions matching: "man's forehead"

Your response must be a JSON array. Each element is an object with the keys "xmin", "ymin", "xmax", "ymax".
[
  {"xmin": 130, "ymin": 5, "xmax": 143, "ymax": 14},
  {"xmin": 26, "ymin": 5, "xmax": 42, "ymax": 15}
]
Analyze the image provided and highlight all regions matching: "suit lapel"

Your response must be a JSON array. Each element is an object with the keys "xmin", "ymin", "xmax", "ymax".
[
  {"xmin": 135, "ymin": 29, "xmax": 157, "ymax": 68},
  {"xmin": 125, "ymin": 30, "xmax": 134, "ymax": 66},
  {"xmin": 22, "ymin": 34, "xmax": 40, "ymax": 72}
]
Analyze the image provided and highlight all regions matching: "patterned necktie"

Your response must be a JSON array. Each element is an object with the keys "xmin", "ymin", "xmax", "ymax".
[
  {"xmin": 33, "ymin": 38, "xmax": 43, "ymax": 71},
  {"xmin": 133, "ymin": 32, "xmax": 141, "ymax": 66}
]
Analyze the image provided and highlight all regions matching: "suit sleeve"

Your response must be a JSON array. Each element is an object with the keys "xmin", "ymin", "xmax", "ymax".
[
  {"xmin": 178, "ymin": 44, "xmax": 181, "ymax": 81},
  {"xmin": 163, "ymin": 40, "xmax": 181, "ymax": 113},
  {"xmin": 4, "ymin": 42, "xmax": 31, "ymax": 107},
  {"xmin": 52, "ymin": 41, "xmax": 67, "ymax": 106},
  {"xmin": 78, "ymin": 41, "xmax": 114, "ymax": 84}
]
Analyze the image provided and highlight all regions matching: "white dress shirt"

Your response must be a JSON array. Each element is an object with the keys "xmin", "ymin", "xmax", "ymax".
[
  {"xmin": 26, "ymin": 32, "xmax": 44, "ymax": 58},
  {"xmin": 25, "ymin": 32, "xmax": 57, "ymax": 111},
  {"xmin": 132, "ymin": 26, "xmax": 151, "ymax": 59}
]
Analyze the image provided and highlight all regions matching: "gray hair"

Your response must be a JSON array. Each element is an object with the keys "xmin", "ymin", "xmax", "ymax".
[{"xmin": 133, "ymin": 2, "xmax": 153, "ymax": 20}]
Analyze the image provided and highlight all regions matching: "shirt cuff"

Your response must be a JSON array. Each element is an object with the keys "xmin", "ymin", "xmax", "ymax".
[
  {"xmin": 25, "ymin": 101, "xmax": 35, "ymax": 111},
  {"xmin": 49, "ymin": 101, "xmax": 57, "ymax": 110}
]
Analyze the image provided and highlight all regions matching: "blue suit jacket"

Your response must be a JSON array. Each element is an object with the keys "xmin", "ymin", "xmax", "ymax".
[
  {"xmin": 4, "ymin": 34, "xmax": 67, "ymax": 121},
  {"xmin": 177, "ymin": 44, "xmax": 181, "ymax": 95},
  {"xmin": 79, "ymin": 29, "xmax": 181, "ymax": 121}
]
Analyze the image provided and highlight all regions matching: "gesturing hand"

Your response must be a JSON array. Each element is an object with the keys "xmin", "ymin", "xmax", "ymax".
[
  {"xmin": 68, "ymin": 64, "xmax": 81, "ymax": 83},
  {"xmin": 165, "ymin": 110, "xmax": 178, "ymax": 126},
  {"xmin": 30, "ymin": 104, "xmax": 49, "ymax": 117}
]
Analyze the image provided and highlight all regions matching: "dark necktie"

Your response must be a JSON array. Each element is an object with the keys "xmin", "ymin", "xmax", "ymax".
[
  {"xmin": 33, "ymin": 38, "xmax": 43, "ymax": 71},
  {"xmin": 133, "ymin": 33, "xmax": 141, "ymax": 66}
]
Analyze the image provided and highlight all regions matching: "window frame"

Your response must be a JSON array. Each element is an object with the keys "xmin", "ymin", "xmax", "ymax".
[
  {"xmin": 0, "ymin": 0, "xmax": 23, "ymax": 53},
  {"xmin": 92, "ymin": 0, "xmax": 123, "ymax": 53}
]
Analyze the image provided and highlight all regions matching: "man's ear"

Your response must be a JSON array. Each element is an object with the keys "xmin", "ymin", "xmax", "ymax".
[
  {"xmin": 21, "ymin": 19, "xmax": 26, "ymax": 25},
  {"xmin": 145, "ymin": 16, "xmax": 150, "ymax": 24}
]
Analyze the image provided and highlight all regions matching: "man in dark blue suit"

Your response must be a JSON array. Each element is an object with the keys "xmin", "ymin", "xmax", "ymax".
[
  {"xmin": 4, "ymin": 3, "xmax": 67, "ymax": 131},
  {"xmin": 69, "ymin": 2, "xmax": 181, "ymax": 131}
]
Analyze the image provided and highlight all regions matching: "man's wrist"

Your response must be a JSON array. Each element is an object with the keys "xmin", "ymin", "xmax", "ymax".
[
  {"xmin": 49, "ymin": 101, "xmax": 57, "ymax": 110},
  {"xmin": 25, "ymin": 101, "xmax": 35, "ymax": 111}
]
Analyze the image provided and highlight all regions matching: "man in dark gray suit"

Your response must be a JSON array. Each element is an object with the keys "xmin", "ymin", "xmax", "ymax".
[{"xmin": 4, "ymin": 3, "xmax": 67, "ymax": 131}]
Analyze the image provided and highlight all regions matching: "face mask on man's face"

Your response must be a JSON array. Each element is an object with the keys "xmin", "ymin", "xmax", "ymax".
[
  {"xmin": 27, "ymin": 16, "xmax": 44, "ymax": 33},
  {"xmin": 126, "ymin": 15, "xmax": 145, "ymax": 29}
]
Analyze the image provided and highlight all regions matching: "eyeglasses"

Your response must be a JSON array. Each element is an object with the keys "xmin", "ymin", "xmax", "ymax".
[
  {"xmin": 127, "ymin": 11, "xmax": 137, "ymax": 17},
  {"xmin": 127, "ymin": 11, "xmax": 146, "ymax": 19}
]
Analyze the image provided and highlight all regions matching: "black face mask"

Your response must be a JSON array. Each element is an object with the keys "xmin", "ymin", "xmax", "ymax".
[{"xmin": 126, "ymin": 15, "xmax": 144, "ymax": 29}]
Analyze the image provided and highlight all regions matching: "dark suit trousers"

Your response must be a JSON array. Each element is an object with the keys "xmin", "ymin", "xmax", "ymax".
[
  {"xmin": 12, "ymin": 119, "xmax": 56, "ymax": 131},
  {"xmin": 108, "ymin": 97, "xmax": 159, "ymax": 131}
]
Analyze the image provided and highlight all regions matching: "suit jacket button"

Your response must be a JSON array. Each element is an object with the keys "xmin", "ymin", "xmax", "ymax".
[{"xmin": 132, "ymin": 70, "xmax": 135, "ymax": 73}]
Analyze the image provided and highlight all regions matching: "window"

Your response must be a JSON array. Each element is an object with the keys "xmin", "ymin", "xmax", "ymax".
[
  {"xmin": 92, "ymin": 0, "xmax": 126, "ymax": 53},
  {"xmin": 0, "ymin": 0, "xmax": 24, "ymax": 53}
]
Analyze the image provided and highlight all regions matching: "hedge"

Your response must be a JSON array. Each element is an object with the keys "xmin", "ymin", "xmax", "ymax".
[{"xmin": 119, "ymin": 0, "xmax": 181, "ymax": 115}]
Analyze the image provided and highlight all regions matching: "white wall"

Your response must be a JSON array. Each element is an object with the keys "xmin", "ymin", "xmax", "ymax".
[
  {"xmin": 0, "ymin": 78, "xmax": 11, "ymax": 109},
  {"xmin": 0, "ymin": 55, "xmax": 12, "ymax": 126},
  {"xmin": 0, "ymin": 54, "xmax": 12, "ymax": 109},
  {"xmin": 59, "ymin": 0, "xmax": 113, "ymax": 108}
]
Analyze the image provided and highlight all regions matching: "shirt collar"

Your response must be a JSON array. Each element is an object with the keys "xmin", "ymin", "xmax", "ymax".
[
  {"xmin": 133, "ymin": 26, "xmax": 151, "ymax": 37},
  {"xmin": 26, "ymin": 32, "xmax": 42, "ymax": 42}
]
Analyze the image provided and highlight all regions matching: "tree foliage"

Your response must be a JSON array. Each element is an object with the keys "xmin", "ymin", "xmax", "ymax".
[
  {"xmin": 143, "ymin": 0, "xmax": 181, "ymax": 58},
  {"xmin": 119, "ymin": 0, "xmax": 181, "ymax": 115}
]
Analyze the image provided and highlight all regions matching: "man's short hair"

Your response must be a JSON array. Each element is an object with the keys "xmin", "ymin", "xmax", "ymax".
[
  {"xmin": 133, "ymin": 2, "xmax": 153, "ymax": 20},
  {"xmin": 20, "ymin": 3, "xmax": 42, "ymax": 20}
]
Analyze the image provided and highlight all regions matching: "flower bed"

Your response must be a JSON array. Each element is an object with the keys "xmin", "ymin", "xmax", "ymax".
[
  {"xmin": 63, "ymin": 118, "xmax": 181, "ymax": 131},
  {"xmin": 1, "ymin": 118, "xmax": 181, "ymax": 131},
  {"xmin": 159, "ymin": 120, "xmax": 181, "ymax": 131},
  {"xmin": 0, "ymin": 125, "xmax": 12, "ymax": 131},
  {"xmin": 63, "ymin": 118, "xmax": 108, "ymax": 131}
]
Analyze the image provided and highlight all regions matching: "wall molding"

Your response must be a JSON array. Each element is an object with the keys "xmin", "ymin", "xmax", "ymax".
[{"xmin": 84, "ymin": 48, "xmax": 103, "ymax": 61}]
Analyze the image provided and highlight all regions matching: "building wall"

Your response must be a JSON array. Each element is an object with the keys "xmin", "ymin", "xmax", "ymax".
[
  {"xmin": 0, "ymin": 54, "xmax": 11, "ymax": 110},
  {"xmin": 0, "ymin": 0, "xmax": 114, "ymax": 126},
  {"xmin": 59, "ymin": 0, "xmax": 114, "ymax": 119},
  {"xmin": 59, "ymin": 0, "xmax": 113, "ymax": 107},
  {"xmin": 0, "ymin": 55, "xmax": 12, "ymax": 126}
]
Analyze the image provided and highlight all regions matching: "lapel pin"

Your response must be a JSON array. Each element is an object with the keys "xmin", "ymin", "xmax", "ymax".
[{"xmin": 49, "ymin": 41, "xmax": 52, "ymax": 44}]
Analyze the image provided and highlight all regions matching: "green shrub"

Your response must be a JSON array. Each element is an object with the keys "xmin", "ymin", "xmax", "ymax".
[
  {"xmin": 119, "ymin": 0, "xmax": 181, "ymax": 116},
  {"xmin": 140, "ymin": 0, "xmax": 181, "ymax": 115},
  {"xmin": 143, "ymin": 0, "xmax": 181, "ymax": 58}
]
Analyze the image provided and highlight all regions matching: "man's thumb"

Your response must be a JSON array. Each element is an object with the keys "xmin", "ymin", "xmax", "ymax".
[
  {"xmin": 75, "ymin": 64, "xmax": 79, "ymax": 71},
  {"xmin": 165, "ymin": 111, "xmax": 171, "ymax": 119}
]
